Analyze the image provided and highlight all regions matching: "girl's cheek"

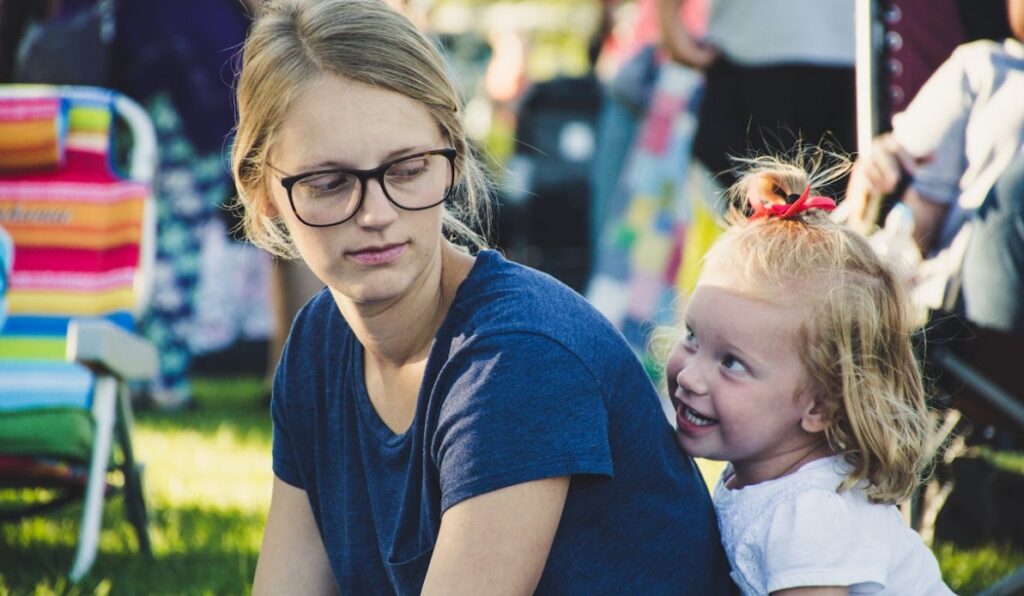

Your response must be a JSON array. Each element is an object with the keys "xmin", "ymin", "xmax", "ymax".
[{"xmin": 665, "ymin": 348, "xmax": 685, "ymax": 396}]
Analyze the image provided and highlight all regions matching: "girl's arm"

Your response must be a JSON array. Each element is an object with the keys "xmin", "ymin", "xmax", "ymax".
[
  {"xmin": 773, "ymin": 588, "xmax": 849, "ymax": 595},
  {"xmin": 253, "ymin": 476, "xmax": 338, "ymax": 595},
  {"xmin": 421, "ymin": 476, "xmax": 570, "ymax": 596}
]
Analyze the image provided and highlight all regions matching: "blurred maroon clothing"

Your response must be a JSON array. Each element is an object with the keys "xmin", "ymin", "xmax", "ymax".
[{"xmin": 883, "ymin": 0, "xmax": 965, "ymax": 118}]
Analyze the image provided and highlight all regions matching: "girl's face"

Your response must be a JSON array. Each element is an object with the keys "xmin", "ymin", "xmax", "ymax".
[
  {"xmin": 666, "ymin": 273, "xmax": 827, "ymax": 487},
  {"xmin": 267, "ymin": 74, "xmax": 450, "ymax": 307}
]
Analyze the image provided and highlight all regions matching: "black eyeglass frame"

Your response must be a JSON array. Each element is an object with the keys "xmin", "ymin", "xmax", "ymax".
[{"xmin": 278, "ymin": 148, "xmax": 458, "ymax": 227}]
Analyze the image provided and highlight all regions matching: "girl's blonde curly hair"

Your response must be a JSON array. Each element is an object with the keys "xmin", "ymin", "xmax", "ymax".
[{"xmin": 702, "ymin": 150, "xmax": 936, "ymax": 504}]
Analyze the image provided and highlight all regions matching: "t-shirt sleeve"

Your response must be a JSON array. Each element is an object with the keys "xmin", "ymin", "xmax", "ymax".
[
  {"xmin": 432, "ymin": 332, "xmax": 613, "ymax": 512},
  {"xmin": 891, "ymin": 45, "xmax": 973, "ymax": 205},
  {"xmin": 270, "ymin": 342, "xmax": 304, "ymax": 489},
  {"xmin": 763, "ymin": 490, "xmax": 888, "ymax": 593}
]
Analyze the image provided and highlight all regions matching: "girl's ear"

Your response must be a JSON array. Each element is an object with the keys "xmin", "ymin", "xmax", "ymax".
[{"xmin": 800, "ymin": 395, "xmax": 831, "ymax": 434}]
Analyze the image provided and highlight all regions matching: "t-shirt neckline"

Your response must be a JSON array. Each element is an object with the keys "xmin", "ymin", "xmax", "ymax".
[{"xmin": 352, "ymin": 249, "xmax": 498, "ymax": 444}]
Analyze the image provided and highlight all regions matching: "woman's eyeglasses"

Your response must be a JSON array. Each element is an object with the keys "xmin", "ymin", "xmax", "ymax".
[{"xmin": 277, "ymin": 148, "xmax": 457, "ymax": 227}]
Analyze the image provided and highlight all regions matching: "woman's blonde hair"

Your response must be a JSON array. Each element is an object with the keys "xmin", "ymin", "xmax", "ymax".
[
  {"xmin": 231, "ymin": 0, "xmax": 491, "ymax": 258},
  {"xmin": 704, "ymin": 152, "xmax": 934, "ymax": 504}
]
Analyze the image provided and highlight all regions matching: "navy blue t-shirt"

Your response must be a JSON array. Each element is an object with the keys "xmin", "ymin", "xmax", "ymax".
[{"xmin": 272, "ymin": 250, "xmax": 732, "ymax": 594}]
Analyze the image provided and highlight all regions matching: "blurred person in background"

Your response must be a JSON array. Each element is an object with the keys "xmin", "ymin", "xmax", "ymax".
[
  {"xmin": 232, "ymin": 1, "xmax": 732, "ymax": 593},
  {"xmin": 659, "ymin": 0, "xmax": 857, "ymax": 189},
  {"xmin": 588, "ymin": 0, "xmax": 706, "ymax": 259},
  {"xmin": 111, "ymin": 0, "xmax": 271, "ymax": 410},
  {"xmin": 5, "ymin": 0, "xmax": 273, "ymax": 409},
  {"xmin": 846, "ymin": 0, "xmax": 1024, "ymax": 336},
  {"xmin": 843, "ymin": 0, "xmax": 1019, "ymax": 448}
]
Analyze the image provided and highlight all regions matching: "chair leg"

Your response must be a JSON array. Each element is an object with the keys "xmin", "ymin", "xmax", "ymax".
[
  {"xmin": 116, "ymin": 382, "xmax": 151, "ymax": 556},
  {"xmin": 70, "ymin": 375, "xmax": 119, "ymax": 583}
]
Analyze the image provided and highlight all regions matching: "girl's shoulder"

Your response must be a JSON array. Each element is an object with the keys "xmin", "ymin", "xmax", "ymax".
[{"xmin": 716, "ymin": 459, "xmax": 900, "ymax": 594}]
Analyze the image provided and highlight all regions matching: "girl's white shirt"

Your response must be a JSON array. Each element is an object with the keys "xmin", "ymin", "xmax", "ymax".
[{"xmin": 713, "ymin": 456, "xmax": 954, "ymax": 595}]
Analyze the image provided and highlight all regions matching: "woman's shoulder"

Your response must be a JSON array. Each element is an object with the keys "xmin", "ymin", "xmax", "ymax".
[
  {"xmin": 439, "ymin": 250, "xmax": 645, "ymax": 381},
  {"xmin": 290, "ymin": 286, "xmax": 346, "ymax": 337},
  {"xmin": 452, "ymin": 250, "xmax": 623, "ymax": 343},
  {"xmin": 279, "ymin": 286, "xmax": 353, "ymax": 374}
]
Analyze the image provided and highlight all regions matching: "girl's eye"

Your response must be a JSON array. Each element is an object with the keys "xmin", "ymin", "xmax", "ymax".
[
  {"xmin": 682, "ymin": 327, "xmax": 697, "ymax": 348},
  {"xmin": 721, "ymin": 354, "xmax": 748, "ymax": 374}
]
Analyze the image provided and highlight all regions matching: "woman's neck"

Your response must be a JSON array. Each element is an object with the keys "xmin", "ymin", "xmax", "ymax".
[{"xmin": 333, "ymin": 242, "xmax": 475, "ymax": 370}]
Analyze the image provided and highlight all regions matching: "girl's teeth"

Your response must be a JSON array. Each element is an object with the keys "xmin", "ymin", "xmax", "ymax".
[{"xmin": 685, "ymin": 407, "xmax": 716, "ymax": 426}]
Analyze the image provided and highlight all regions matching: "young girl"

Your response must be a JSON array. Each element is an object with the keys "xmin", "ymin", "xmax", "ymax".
[{"xmin": 666, "ymin": 156, "xmax": 954, "ymax": 594}]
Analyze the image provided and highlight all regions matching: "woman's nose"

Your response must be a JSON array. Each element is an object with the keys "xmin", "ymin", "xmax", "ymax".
[{"xmin": 355, "ymin": 179, "xmax": 399, "ymax": 229}]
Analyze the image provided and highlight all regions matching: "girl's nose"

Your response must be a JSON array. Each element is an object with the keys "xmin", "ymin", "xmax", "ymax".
[{"xmin": 675, "ymin": 360, "xmax": 708, "ymax": 397}]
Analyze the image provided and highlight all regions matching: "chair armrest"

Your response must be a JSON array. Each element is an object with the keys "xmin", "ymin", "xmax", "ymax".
[{"xmin": 66, "ymin": 319, "xmax": 158, "ymax": 381}]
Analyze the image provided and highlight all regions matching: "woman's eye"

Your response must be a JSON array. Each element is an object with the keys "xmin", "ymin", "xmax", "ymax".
[
  {"xmin": 299, "ymin": 172, "xmax": 353, "ymax": 196},
  {"xmin": 387, "ymin": 158, "xmax": 428, "ymax": 181},
  {"xmin": 721, "ymin": 354, "xmax": 747, "ymax": 373}
]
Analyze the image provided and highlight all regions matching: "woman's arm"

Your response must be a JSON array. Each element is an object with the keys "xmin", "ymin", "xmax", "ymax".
[
  {"xmin": 658, "ymin": 0, "xmax": 717, "ymax": 69},
  {"xmin": 253, "ymin": 476, "xmax": 338, "ymax": 595},
  {"xmin": 421, "ymin": 476, "xmax": 570, "ymax": 596}
]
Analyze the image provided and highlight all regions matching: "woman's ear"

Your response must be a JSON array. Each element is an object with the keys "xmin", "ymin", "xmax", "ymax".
[
  {"xmin": 255, "ymin": 181, "xmax": 281, "ymax": 218},
  {"xmin": 260, "ymin": 196, "xmax": 280, "ymax": 218},
  {"xmin": 800, "ymin": 394, "xmax": 831, "ymax": 434}
]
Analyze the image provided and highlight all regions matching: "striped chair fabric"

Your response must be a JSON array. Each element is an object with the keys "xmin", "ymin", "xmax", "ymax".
[{"xmin": 0, "ymin": 86, "xmax": 148, "ymax": 416}]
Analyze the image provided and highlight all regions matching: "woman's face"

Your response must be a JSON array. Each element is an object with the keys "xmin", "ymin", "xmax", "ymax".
[{"xmin": 267, "ymin": 74, "xmax": 450, "ymax": 306}]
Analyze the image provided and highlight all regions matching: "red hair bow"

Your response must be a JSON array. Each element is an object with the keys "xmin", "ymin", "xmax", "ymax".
[{"xmin": 749, "ymin": 185, "xmax": 837, "ymax": 220}]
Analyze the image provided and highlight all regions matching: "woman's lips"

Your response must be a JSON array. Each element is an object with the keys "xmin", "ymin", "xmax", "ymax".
[{"xmin": 347, "ymin": 243, "xmax": 407, "ymax": 265}]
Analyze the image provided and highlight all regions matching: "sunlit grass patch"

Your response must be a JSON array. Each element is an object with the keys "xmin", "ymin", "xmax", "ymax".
[
  {"xmin": 937, "ymin": 542, "xmax": 1024, "ymax": 595},
  {"xmin": 1, "ymin": 377, "xmax": 271, "ymax": 594}
]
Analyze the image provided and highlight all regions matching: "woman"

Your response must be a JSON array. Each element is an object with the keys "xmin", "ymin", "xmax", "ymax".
[{"xmin": 232, "ymin": 1, "xmax": 731, "ymax": 593}]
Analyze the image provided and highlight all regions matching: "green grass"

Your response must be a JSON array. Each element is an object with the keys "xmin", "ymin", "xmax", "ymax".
[
  {"xmin": 2, "ymin": 377, "xmax": 1023, "ymax": 594},
  {"xmin": 938, "ymin": 542, "xmax": 1024, "ymax": 594},
  {"xmin": 0, "ymin": 378, "xmax": 271, "ymax": 595}
]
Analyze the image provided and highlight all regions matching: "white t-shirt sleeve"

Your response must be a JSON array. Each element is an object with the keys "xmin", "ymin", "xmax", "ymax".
[
  {"xmin": 763, "ymin": 489, "xmax": 888, "ymax": 593},
  {"xmin": 891, "ymin": 45, "xmax": 975, "ymax": 205}
]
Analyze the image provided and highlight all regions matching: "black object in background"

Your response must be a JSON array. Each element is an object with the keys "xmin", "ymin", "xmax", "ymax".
[{"xmin": 501, "ymin": 74, "xmax": 602, "ymax": 293}]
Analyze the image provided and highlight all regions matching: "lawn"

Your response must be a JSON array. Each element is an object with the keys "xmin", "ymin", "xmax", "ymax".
[
  {"xmin": 0, "ymin": 378, "xmax": 271, "ymax": 595},
  {"xmin": 1, "ymin": 377, "xmax": 1023, "ymax": 594}
]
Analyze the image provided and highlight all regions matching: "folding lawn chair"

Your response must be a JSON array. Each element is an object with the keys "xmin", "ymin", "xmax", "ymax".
[{"xmin": 0, "ymin": 84, "xmax": 157, "ymax": 582}]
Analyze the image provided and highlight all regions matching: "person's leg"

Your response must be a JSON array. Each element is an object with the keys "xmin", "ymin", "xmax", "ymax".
[
  {"xmin": 139, "ymin": 95, "xmax": 221, "ymax": 410},
  {"xmin": 738, "ymin": 62, "xmax": 856, "ymax": 191},
  {"xmin": 960, "ymin": 156, "xmax": 1024, "ymax": 335},
  {"xmin": 692, "ymin": 57, "xmax": 746, "ymax": 189},
  {"xmin": 589, "ymin": 88, "xmax": 642, "ymax": 261},
  {"xmin": 694, "ymin": 59, "xmax": 856, "ymax": 191}
]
